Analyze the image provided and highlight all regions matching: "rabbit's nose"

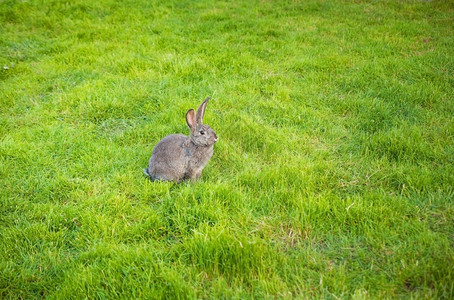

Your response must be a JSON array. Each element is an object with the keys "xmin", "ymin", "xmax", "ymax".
[{"xmin": 214, "ymin": 133, "xmax": 218, "ymax": 142}]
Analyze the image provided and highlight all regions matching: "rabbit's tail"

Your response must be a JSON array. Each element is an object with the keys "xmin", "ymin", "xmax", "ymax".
[{"xmin": 143, "ymin": 167, "xmax": 151, "ymax": 178}]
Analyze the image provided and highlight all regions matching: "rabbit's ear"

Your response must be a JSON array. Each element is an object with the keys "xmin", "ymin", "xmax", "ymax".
[
  {"xmin": 196, "ymin": 97, "xmax": 210, "ymax": 124},
  {"xmin": 186, "ymin": 109, "xmax": 196, "ymax": 130}
]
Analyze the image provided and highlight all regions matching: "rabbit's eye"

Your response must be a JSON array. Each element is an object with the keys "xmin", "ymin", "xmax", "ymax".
[{"xmin": 199, "ymin": 130, "xmax": 205, "ymax": 135}]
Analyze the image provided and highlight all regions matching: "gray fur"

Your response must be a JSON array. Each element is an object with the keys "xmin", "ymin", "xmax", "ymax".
[{"xmin": 145, "ymin": 98, "xmax": 218, "ymax": 183}]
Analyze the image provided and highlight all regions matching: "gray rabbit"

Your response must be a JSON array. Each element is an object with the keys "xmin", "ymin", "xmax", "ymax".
[{"xmin": 144, "ymin": 97, "xmax": 218, "ymax": 182}]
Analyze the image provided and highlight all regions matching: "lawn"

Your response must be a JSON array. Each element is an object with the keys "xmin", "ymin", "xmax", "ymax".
[{"xmin": 1, "ymin": 0, "xmax": 453, "ymax": 298}]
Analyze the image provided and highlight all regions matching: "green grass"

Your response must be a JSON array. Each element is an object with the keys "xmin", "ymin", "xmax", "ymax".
[{"xmin": 1, "ymin": 0, "xmax": 453, "ymax": 298}]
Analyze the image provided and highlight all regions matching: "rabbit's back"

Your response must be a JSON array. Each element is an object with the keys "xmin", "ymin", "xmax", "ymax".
[{"xmin": 147, "ymin": 134, "xmax": 188, "ymax": 182}]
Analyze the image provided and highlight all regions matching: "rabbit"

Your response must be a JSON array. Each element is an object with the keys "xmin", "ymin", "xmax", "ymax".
[{"xmin": 144, "ymin": 97, "xmax": 218, "ymax": 182}]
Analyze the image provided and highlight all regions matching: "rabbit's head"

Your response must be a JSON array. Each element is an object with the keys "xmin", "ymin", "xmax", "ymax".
[{"xmin": 186, "ymin": 97, "xmax": 218, "ymax": 147}]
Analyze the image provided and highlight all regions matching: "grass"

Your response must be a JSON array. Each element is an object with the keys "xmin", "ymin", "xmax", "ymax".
[{"xmin": 1, "ymin": 0, "xmax": 453, "ymax": 298}]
